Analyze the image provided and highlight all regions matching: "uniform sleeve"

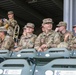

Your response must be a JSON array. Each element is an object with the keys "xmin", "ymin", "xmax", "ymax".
[
  {"xmin": 18, "ymin": 36, "xmax": 26, "ymax": 49},
  {"xmin": 18, "ymin": 36, "xmax": 23, "ymax": 47},
  {"xmin": 46, "ymin": 32, "xmax": 61, "ymax": 48},
  {"xmin": 34, "ymin": 34, "xmax": 41, "ymax": 50},
  {"xmin": 53, "ymin": 32, "xmax": 61, "ymax": 44},
  {"xmin": 1, "ymin": 37, "xmax": 14, "ymax": 50},
  {"xmin": 68, "ymin": 37, "xmax": 76, "ymax": 50},
  {"xmin": 68, "ymin": 32, "xmax": 73, "ymax": 41}
]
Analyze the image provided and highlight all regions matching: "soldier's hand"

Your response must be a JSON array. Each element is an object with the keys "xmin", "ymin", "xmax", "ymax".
[
  {"xmin": 73, "ymin": 44, "xmax": 76, "ymax": 48},
  {"xmin": 38, "ymin": 48, "xmax": 43, "ymax": 52},
  {"xmin": 14, "ymin": 47, "xmax": 21, "ymax": 52},
  {"xmin": 55, "ymin": 27, "xmax": 59, "ymax": 32},
  {"xmin": 3, "ymin": 18, "xmax": 8, "ymax": 22},
  {"xmin": 41, "ymin": 44, "xmax": 47, "ymax": 49}
]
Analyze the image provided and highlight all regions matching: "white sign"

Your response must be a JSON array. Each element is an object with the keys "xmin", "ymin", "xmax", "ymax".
[
  {"xmin": 45, "ymin": 54, "xmax": 50, "ymax": 57},
  {"xmin": 17, "ymin": 54, "xmax": 21, "ymax": 57},
  {"xmin": 54, "ymin": 70, "xmax": 76, "ymax": 75},
  {"xmin": 3, "ymin": 69, "xmax": 22, "ymax": 75}
]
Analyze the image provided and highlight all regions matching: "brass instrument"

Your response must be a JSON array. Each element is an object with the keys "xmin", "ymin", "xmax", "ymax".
[{"xmin": 13, "ymin": 25, "xmax": 20, "ymax": 40}]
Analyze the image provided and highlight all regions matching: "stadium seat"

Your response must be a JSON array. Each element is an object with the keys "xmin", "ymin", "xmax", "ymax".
[
  {"xmin": 36, "ymin": 48, "xmax": 71, "ymax": 58},
  {"xmin": 0, "ymin": 59, "xmax": 33, "ymax": 75},
  {"xmin": 11, "ymin": 49, "xmax": 36, "ymax": 58},
  {"xmin": 0, "ymin": 50, "xmax": 10, "ymax": 58},
  {"xmin": 70, "ymin": 50, "xmax": 76, "ymax": 57},
  {"xmin": 0, "ymin": 50, "xmax": 11, "ymax": 63},
  {"xmin": 34, "ymin": 59, "xmax": 76, "ymax": 75}
]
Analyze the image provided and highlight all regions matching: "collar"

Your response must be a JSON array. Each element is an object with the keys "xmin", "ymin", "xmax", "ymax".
[
  {"xmin": 9, "ymin": 18, "xmax": 14, "ymax": 21},
  {"xmin": 42, "ymin": 30, "xmax": 54, "ymax": 36},
  {"xmin": 24, "ymin": 33, "xmax": 33, "ymax": 39}
]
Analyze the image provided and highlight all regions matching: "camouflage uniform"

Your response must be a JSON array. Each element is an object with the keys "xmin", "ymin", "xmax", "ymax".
[
  {"xmin": 60, "ymin": 30, "xmax": 73, "ymax": 42},
  {"xmin": 0, "ymin": 27, "xmax": 14, "ymax": 50},
  {"xmin": 69, "ymin": 25, "xmax": 76, "ymax": 50},
  {"xmin": 57, "ymin": 21, "xmax": 73, "ymax": 42},
  {"xmin": 18, "ymin": 23, "xmax": 37, "ymax": 49},
  {"xmin": 57, "ymin": 42, "xmax": 69, "ymax": 48},
  {"xmin": 70, "ymin": 37, "xmax": 76, "ymax": 50},
  {"xmin": 0, "ymin": 35, "xmax": 14, "ymax": 50},
  {"xmin": 35, "ymin": 18, "xmax": 61, "ymax": 51},
  {"xmin": 35, "ymin": 30, "xmax": 60, "ymax": 50},
  {"xmin": 4, "ymin": 11, "xmax": 19, "ymax": 37},
  {"xmin": 19, "ymin": 34, "xmax": 37, "ymax": 49},
  {"xmin": 57, "ymin": 22, "xmax": 73, "ymax": 48}
]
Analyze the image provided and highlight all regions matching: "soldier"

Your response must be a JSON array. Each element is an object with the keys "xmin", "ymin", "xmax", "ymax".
[
  {"xmin": 14, "ymin": 23, "xmax": 37, "ymax": 51},
  {"xmin": 0, "ymin": 27, "xmax": 14, "ymax": 50},
  {"xmin": 55, "ymin": 21, "xmax": 73, "ymax": 42},
  {"xmin": 34, "ymin": 18, "xmax": 61, "ymax": 52},
  {"xmin": 56, "ymin": 22, "xmax": 73, "ymax": 48},
  {"xmin": 70, "ymin": 25, "xmax": 76, "ymax": 50},
  {"xmin": 3, "ymin": 11, "xmax": 20, "ymax": 48},
  {"xmin": 3, "ymin": 11, "xmax": 20, "ymax": 39}
]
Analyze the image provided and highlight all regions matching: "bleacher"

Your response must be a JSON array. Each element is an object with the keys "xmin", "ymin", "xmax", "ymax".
[{"xmin": 0, "ymin": 48, "xmax": 76, "ymax": 75}]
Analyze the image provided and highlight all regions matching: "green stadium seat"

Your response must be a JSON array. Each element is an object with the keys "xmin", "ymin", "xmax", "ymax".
[
  {"xmin": 11, "ymin": 49, "xmax": 36, "ymax": 58},
  {"xmin": 0, "ymin": 59, "xmax": 33, "ymax": 75},
  {"xmin": 34, "ymin": 59, "xmax": 76, "ymax": 75},
  {"xmin": 36, "ymin": 48, "xmax": 71, "ymax": 58},
  {"xmin": 0, "ymin": 50, "xmax": 10, "ymax": 58},
  {"xmin": 70, "ymin": 50, "xmax": 76, "ymax": 57}
]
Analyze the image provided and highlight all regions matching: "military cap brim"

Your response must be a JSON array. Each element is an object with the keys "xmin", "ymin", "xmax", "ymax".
[
  {"xmin": 26, "ymin": 23, "xmax": 35, "ymax": 28},
  {"xmin": 8, "ymin": 11, "xmax": 14, "ymax": 15},
  {"xmin": 57, "ymin": 24, "xmax": 66, "ymax": 27},
  {"xmin": 73, "ymin": 25, "xmax": 76, "ymax": 28},
  {"xmin": 42, "ymin": 22, "xmax": 53, "ymax": 26}
]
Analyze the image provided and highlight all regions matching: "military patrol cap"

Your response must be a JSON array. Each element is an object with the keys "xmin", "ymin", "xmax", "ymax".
[
  {"xmin": 57, "ymin": 21, "xmax": 67, "ymax": 26},
  {"xmin": 8, "ymin": 11, "xmax": 14, "ymax": 15},
  {"xmin": 0, "ymin": 27, "xmax": 7, "ymax": 32},
  {"xmin": 26, "ymin": 23, "xmax": 35, "ymax": 28},
  {"xmin": 42, "ymin": 18, "xmax": 53, "ymax": 26},
  {"xmin": 73, "ymin": 25, "xmax": 76, "ymax": 28}
]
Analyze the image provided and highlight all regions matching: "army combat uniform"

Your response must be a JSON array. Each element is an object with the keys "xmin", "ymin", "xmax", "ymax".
[
  {"xmin": 35, "ymin": 30, "xmax": 60, "ymax": 50},
  {"xmin": 57, "ymin": 22, "xmax": 73, "ymax": 48},
  {"xmin": 0, "ymin": 35, "xmax": 14, "ymax": 50},
  {"xmin": 69, "ymin": 25, "xmax": 76, "ymax": 50},
  {"xmin": 60, "ymin": 30, "xmax": 73, "ymax": 42},
  {"xmin": 16, "ymin": 23, "xmax": 37, "ymax": 50},
  {"xmin": 57, "ymin": 21, "xmax": 73, "ymax": 42},
  {"xmin": 69, "ymin": 36, "xmax": 76, "ymax": 50},
  {"xmin": 35, "ymin": 18, "xmax": 61, "ymax": 51},
  {"xmin": 19, "ymin": 34, "xmax": 37, "ymax": 49},
  {"xmin": 4, "ymin": 11, "xmax": 19, "ymax": 37},
  {"xmin": 0, "ymin": 27, "xmax": 14, "ymax": 50}
]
